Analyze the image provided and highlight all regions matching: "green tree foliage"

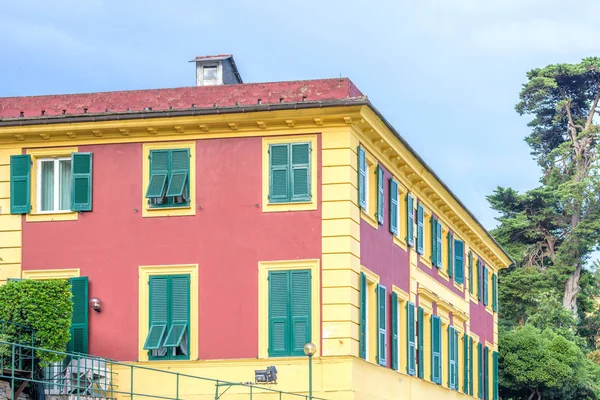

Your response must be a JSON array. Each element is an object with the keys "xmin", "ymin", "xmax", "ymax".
[{"xmin": 0, "ymin": 279, "xmax": 72, "ymax": 364}]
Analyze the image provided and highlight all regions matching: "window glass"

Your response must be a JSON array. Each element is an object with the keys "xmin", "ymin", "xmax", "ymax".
[{"xmin": 39, "ymin": 158, "xmax": 71, "ymax": 212}]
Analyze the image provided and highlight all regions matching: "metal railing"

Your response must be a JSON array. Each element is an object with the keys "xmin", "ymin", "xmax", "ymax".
[
  {"xmin": 0, "ymin": 341, "xmax": 328, "ymax": 400},
  {"xmin": 0, "ymin": 320, "xmax": 35, "ymax": 373}
]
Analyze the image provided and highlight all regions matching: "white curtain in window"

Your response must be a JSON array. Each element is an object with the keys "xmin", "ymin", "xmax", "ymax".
[
  {"xmin": 59, "ymin": 160, "xmax": 71, "ymax": 210},
  {"xmin": 41, "ymin": 161, "xmax": 54, "ymax": 211}
]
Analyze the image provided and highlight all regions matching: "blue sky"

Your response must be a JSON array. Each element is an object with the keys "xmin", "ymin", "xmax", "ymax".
[{"xmin": 2, "ymin": 0, "xmax": 598, "ymax": 230}]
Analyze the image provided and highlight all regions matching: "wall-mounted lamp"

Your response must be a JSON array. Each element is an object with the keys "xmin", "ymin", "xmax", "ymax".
[
  {"xmin": 90, "ymin": 297, "xmax": 102, "ymax": 312},
  {"xmin": 255, "ymin": 366, "xmax": 277, "ymax": 384}
]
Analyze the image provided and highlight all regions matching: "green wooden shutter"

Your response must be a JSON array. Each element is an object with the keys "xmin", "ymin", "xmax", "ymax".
[
  {"xmin": 484, "ymin": 346, "xmax": 489, "ymax": 400},
  {"xmin": 477, "ymin": 342, "xmax": 483, "ymax": 399},
  {"xmin": 431, "ymin": 315, "xmax": 441, "ymax": 384},
  {"xmin": 166, "ymin": 149, "xmax": 190, "ymax": 199},
  {"xmin": 358, "ymin": 146, "xmax": 367, "ymax": 210},
  {"xmin": 492, "ymin": 274, "xmax": 498, "ymax": 312},
  {"xmin": 447, "ymin": 232, "xmax": 454, "ymax": 278},
  {"xmin": 376, "ymin": 165, "xmax": 384, "ymax": 224},
  {"xmin": 493, "ymin": 351, "xmax": 498, "ymax": 400},
  {"xmin": 389, "ymin": 178, "xmax": 399, "ymax": 235},
  {"xmin": 145, "ymin": 276, "xmax": 168, "ymax": 350},
  {"xmin": 406, "ymin": 194, "xmax": 414, "ymax": 246},
  {"xmin": 477, "ymin": 259, "xmax": 482, "ymax": 302},
  {"xmin": 70, "ymin": 152, "xmax": 93, "ymax": 211},
  {"xmin": 406, "ymin": 302, "xmax": 416, "ymax": 375},
  {"xmin": 417, "ymin": 306, "xmax": 424, "ymax": 378},
  {"xmin": 68, "ymin": 277, "xmax": 88, "ymax": 354},
  {"xmin": 268, "ymin": 271, "xmax": 289, "ymax": 356},
  {"xmin": 454, "ymin": 239, "xmax": 464, "ymax": 284},
  {"xmin": 163, "ymin": 275, "xmax": 190, "ymax": 348},
  {"xmin": 469, "ymin": 251, "xmax": 474, "ymax": 294},
  {"xmin": 146, "ymin": 150, "xmax": 169, "ymax": 199},
  {"xmin": 463, "ymin": 334, "xmax": 469, "ymax": 393},
  {"xmin": 391, "ymin": 292, "xmax": 399, "ymax": 370},
  {"xmin": 10, "ymin": 155, "xmax": 31, "ymax": 214},
  {"xmin": 431, "ymin": 217, "xmax": 437, "ymax": 265},
  {"xmin": 290, "ymin": 143, "xmax": 311, "ymax": 202},
  {"xmin": 469, "ymin": 337, "xmax": 474, "ymax": 395},
  {"xmin": 483, "ymin": 267, "xmax": 489, "ymax": 306},
  {"xmin": 359, "ymin": 272, "xmax": 367, "ymax": 359},
  {"xmin": 269, "ymin": 144, "xmax": 290, "ymax": 203},
  {"xmin": 417, "ymin": 204, "xmax": 424, "ymax": 255},
  {"xmin": 436, "ymin": 221, "xmax": 443, "ymax": 268},
  {"xmin": 290, "ymin": 270, "xmax": 311, "ymax": 355},
  {"xmin": 377, "ymin": 284, "xmax": 386, "ymax": 365},
  {"xmin": 449, "ymin": 327, "xmax": 456, "ymax": 389}
]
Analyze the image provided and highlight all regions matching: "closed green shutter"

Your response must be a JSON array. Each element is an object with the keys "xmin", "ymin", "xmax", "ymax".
[
  {"xmin": 269, "ymin": 144, "xmax": 290, "ymax": 203},
  {"xmin": 463, "ymin": 334, "xmax": 469, "ymax": 393},
  {"xmin": 469, "ymin": 251, "xmax": 474, "ymax": 294},
  {"xmin": 146, "ymin": 150, "xmax": 169, "ymax": 199},
  {"xmin": 436, "ymin": 221, "xmax": 442, "ymax": 268},
  {"xmin": 290, "ymin": 270, "xmax": 311, "ymax": 355},
  {"xmin": 163, "ymin": 275, "xmax": 190, "ymax": 348},
  {"xmin": 406, "ymin": 194, "xmax": 414, "ymax": 246},
  {"xmin": 268, "ymin": 271, "xmax": 289, "ymax": 356},
  {"xmin": 483, "ymin": 267, "xmax": 489, "ymax": 306},
  {"xmin": 493, "ymin": 351, "xmax": 498, "ymax": 400},
  {"xmin": 359, "ymin": 272, "xmax": 367, "ymax": 359},
  {"xmin": 447, "ymin": 231, "xmax": 454, "ymax": 278},
  {"xmin": 10, "ymin": 155, "xmax": 31, "ymax": 214},
  {"xmin": 406, "ymin": 302, "xmax": 416, "ymax": 375},
  {"xmin": 68, "ymin": 277, "xmax": 88, "ymax": 354},
  {"xmin": 477, "ymin": 342, "xmax": 483, "ymax": 399},
  {"xmin": 145, "ymin": 276, "xmax": 168, "ymax": 350},
  {"xmin": 389, "ymin": 178, "xmax": 399, "ymax": 235},
  {"xmin": 469, "ymin": 337, "xmax": 474, "ymax": 395},
  {"xmin": 492, "ymin": 274, "xmax": 498, "ymax": 312},
  {"xmin": 166, "ymin": 149, "xmax": 190, "ymax": 198},
  {"xmin": 358, "ymin": 146, "xmax": 367, "ymax": 210},
  {"xmin": 417, "ymin": 306, "xmax": 424, "ymax": 378},
  {"xmin": 417, "ymin": 204, "xmax": 424, "ymax": 255},
  {"xmin": 431, "ymin": 315, "xmax": 441, "ymax": 384},
  {"xmin": 377, "ymin": 284, "xmax": 387, "ymax": 365},
  {"xmin": 290, "ymin": 143, "xmax": 311, "ymax": 202},
  {"xmin": 484, "ymin": 346, "xmax": 489, "ymax": 400},
  {"xmin": 431, "ymin": 218, "xmax": 437, "ymax": 265},
  {"xmin": 70, "ymin": 152, "xmax": 93, "ymax": 211},
  {"xmin": 391, "ymin": 292, "xmax": 399, "ymax": 370},
  {"xmin": 477, "ymin": 259, "xmax": 482, "ymax": 302},
  {"xmin": 376, "ymin": 165, "xmax": 384, "ymax": 224},
  {"xmin": 454, "ymin": 239, "xmax": 464, "ymax": 284}
]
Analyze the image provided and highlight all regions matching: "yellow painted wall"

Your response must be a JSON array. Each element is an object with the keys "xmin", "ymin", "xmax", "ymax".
[{"xmin": 0, "ymin": 148, "xmax": 22, "ymax": 285}]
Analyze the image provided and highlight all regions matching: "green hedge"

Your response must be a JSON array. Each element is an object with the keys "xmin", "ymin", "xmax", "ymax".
[{"xmin": 0, "ymin": 279, "xmax": 72, "ymax": 364}]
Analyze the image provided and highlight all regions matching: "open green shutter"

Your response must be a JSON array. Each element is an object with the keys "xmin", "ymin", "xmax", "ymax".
[
  {"xmin": 145, "ymin": 276, "xmax": 168, "ymax": 350},
  {"xmin": 447, "ymin": 232, "xmax": 454, "ymax": 278},
  {"xmin": 268, "ymin": 271, "xmax": 289, "ymax": 356},
  {"xmin": 417, "ymin": 204, "xmax": 424, "ymax": 255},
  {"xmin": 391, "ymin": 292, "xmax": 399, "ymax": 370},
  {"xmin": 469, "ymin": 252, "xmax": 474, "ymax": 294},
  {"xmin": 431, "ymin": 217, "xmax": 437, "ymax": 265},
  {"xmin": 290, "ymin": 270, "xmax": 311, "ymax": 355},
  {"xmin": 454, "ymin": 239, "xmax": 464, "ymax": 284},
  {"xmin": 389, "ymin": 178, "xmax": 399, "ymax": 235},
  {"xmin": 477, "ymin": 342, "xmax": 483, "ymax": 399},
  {"xmin": 483, "ymin": 267, "xmax": 489, "ymax": 306},
  {"xmin": 377, "ymin": 284, "xmax": 386, "ymax": 365},
  {"xmin": 492, "ymin": 274, "xmax": 498, "ymax": 312},
  {"xmin": 406, "ymin": 302, "xmax": 416, "ymax": 375},
  {"xmin": 10, "ymin": 154, "xmax": 31, "ymax": 214},
  {"xmin": 269, "ymin": 144, "xmax": 290, "ymax": 203},
  {"xmin": 376, "ymin": 165, "xmax": 384, "ymax": 224},
  {"xmin": 493, "ymin": 351, "xmax": 498, "ymax": 400},
  {"xmin": 469, "ymin": 337, "xmax": 474, "ymax": 395},
  {"xmin": 166, "ymin": 149, "xmax": 190, "ymax": 198},
  {"xmin": 484, "ymin": 346, "xmax": 489, "ymax": 400},
  {"xmin": 359, "ymin": 272, "xmax": 367, "ymax": 359},
  {"xmin": 71, "ymin": 152, "xmax": 93, "ymax": 211},
  {"xmin": 431, "ymin": 315, "xmax": 441, "ymax": 384},
  {"xmin": 436, "ymin": 221, "xmax": 443, "ymax": 268},
  {"xmin": 358, "ymin": 146, "xmax": 367, "ymax": 210},
  {"xmin": 290, "ymin": 143, "xmax": 311, "ymax": 202},
  {"xmin": 146, "ymin": 150, "xmax": 169, "ymax": 199},
  {"xmin": 417, "ymin": 306, "xmax": 424, "ymax": 378},
  {"xmin": 463, "ymin": 334, "xmax": 469, "ymax": 393},
  {"xmin": 406, "ymin": 194, "xmax": 414, "ymax": 246},
  {"xmin": 163, "ymin": 275, "xmax": 190, "ymax": 348},
  {"xmin": 69, "ymin": 277, "xmax": 88, "ymax": 354},
  {"xmin": 477, "ymin": 259, "xmax": 482, "ymax": 302}
]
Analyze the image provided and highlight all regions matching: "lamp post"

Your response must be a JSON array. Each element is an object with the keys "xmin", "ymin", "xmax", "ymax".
[{"xmin": 303, "ymin": 342, "xmax": 317, "ymax": 399}]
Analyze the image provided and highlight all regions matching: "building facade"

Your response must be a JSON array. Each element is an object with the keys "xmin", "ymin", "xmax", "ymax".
[{"xmin": 0, "ymin": 57, "xmax": 512, "ymax": 399}]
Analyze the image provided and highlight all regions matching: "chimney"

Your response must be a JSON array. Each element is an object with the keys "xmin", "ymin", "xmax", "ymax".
[{"xmin": 189, "ymin": 54, "xmax": 243, "ymax": 86}]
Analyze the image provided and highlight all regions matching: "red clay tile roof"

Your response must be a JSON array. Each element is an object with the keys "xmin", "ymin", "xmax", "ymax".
[{"xmin": 0, "ymin": 78, "xmax": 364, "ymax": 120}]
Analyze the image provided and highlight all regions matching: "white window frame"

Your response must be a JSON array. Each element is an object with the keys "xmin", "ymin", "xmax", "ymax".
[
  {"xmin": 365, "ymin": 287, "xmax": 369, "ymax": 361},
  {"xmin": 202, "ymin": 65, "xmax": 219, "ymax": 86},
  {"xmin": 36, "ymin": 157, "xmax": 71, "ymax": 214}
]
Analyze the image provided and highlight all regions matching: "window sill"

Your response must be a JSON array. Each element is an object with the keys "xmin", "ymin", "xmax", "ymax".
[
  {"xmin": 360, "ymin": 210, "xmax": 379, "ymax": 229},
  {"xmin": 470, "ymin": 294, "xmax": 479, "ymax": 303},
  {"xmin": 485, "ymin": 306, "xmax": 494, "ymax": 315},
  {"xmin": 143, "ymin": 204, "xmax": 195, "ymax": 218},
  {"xmin": 419, "ymin": 255, "xmax": 433, "ymax": 269},
  {"xmin": 453, "ymin": 282, "xmax": 464, "ymax": 291},
  {"xmin": 438, "ymin": 269, "xmax": 449, "ymax": 281},
  {"xmin": 26, "ymin": 211, "xmax": 78, "ymax": 222},
  {"xmin": 393, "ymin": 235, "xmax": 408, "ymax": 251},
  {"xmin": 263, "ymin": 200, "xmax": 317, "ymax": 213}
]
